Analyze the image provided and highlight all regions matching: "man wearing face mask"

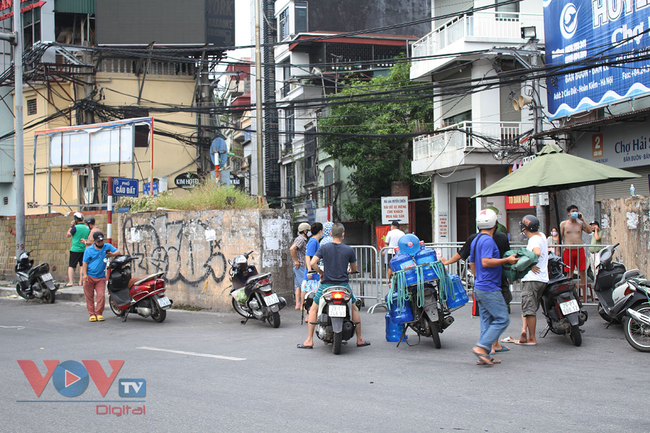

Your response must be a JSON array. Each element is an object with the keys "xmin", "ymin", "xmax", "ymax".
[{"xmin": 560, "ymin": 205, "xmax": 592, "ymax": 294}]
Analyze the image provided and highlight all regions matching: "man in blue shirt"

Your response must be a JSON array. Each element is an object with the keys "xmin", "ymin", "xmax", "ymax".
[
  {"xmin": 82, "ymin": 231, "xmax": 120, "ymax": 322},
  {"xmin": 469, "ymin": 209, "xmax": 517, "ymax": 366}
]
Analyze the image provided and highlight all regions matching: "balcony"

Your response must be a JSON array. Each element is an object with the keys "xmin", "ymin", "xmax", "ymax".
[
  {"xmin": 412, "ymin": 121, "xmax": 525, "ymax": 174},
  {"xmin": 411, "ymin": 11, "xmax": 544, "ymax": 79}
]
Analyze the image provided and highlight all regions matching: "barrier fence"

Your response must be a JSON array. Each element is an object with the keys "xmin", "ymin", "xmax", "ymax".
[{"xmin": 348, "ymin": 242, "xmax": 614, "ymax": 313}]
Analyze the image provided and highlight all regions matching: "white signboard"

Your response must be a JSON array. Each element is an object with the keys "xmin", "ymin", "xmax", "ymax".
[
  {"xmin": 49, "ymin": 123, "xmax": 136, "ymax": 167},
  {"xmin": 381, "ymin": 196, "xmax": 409, "ymax": 225},
  {"xmin": 574, "ymin": 123, "xmax": 650, "ymax": 169}
]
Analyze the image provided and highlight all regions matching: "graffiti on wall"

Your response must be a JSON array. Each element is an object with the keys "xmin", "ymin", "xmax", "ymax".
[{"xmin": 122, "ymin": 215, "xmax": 227, "ymax": 287}]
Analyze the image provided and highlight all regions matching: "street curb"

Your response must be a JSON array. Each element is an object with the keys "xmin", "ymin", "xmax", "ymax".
[{"xmin": 0, "ymin": 286, "xmax": 107, "ymax": 303}]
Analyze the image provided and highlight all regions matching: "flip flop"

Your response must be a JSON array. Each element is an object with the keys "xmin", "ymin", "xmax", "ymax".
[
  {"xmin": 515, "ymin": 341, "xmax": 537, "ymax": 346},
  {"xmin": 296, "ymin": 344, "xmax": 313, "ymax": 349},
  {"xmin": 357, "ymin": 341, "xmax": 371, "ymax": 347},
  {"xmin": 491, "ymin": 346, "xmax": 510, "ymax": 353},
  {"xmin": 500, "ymin": 336, "xmax": 517, "ymax": 344},
  {"xmin": 471, "ymin": 350, "xmax": 495, "ymax": 366}
]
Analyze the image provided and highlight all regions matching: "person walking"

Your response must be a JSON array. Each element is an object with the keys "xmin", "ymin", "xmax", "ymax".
[
  {"xmin": 290, "ymin": 222, "xmax": 311, "ymax": 309},
  {"xmin": 516, "ymin": 215, "xmax": 548, "ymax": 346},
  {"xmin": 81, "ymin": 232, "xmax": 120, "ymax": 322},
  {"xmin": 469, "ymin": 209, "xmax": 517, "ymax": 366},
  {"xmin": 298, "ymin": 223, "xmax": 369, "ymax": 349},
  {"xmin": 66, "ymin": 212, "xmax": 90, "ymax": 286}
]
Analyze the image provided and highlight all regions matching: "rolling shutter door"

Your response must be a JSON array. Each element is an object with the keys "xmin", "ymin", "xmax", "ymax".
[{"xmin": 595, "ymin": 165, "xmax": 650, "ymax": 200}]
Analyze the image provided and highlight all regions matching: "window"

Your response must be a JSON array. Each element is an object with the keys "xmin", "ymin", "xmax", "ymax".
[
  {"xmin": 286, "ymin": 163, "xmax": 295, "ymax": 199},
  {"xmin": 22, "ymin": 5, "xmax": 41, "ymax": 51},
  {"xmin": 27, "ymin": 99, "xmax": 37, "ymax": 116},
  {"xmin": 3, "ymin": 197, "xmax": 7, "ymax": 206},
  {"xmin": 295, "ymin": 2, "xmax": 308, "ymax": 33},
  {"xmin": 279, "ymin": 8, "xmax": 290, "ymax": 40},
  {"xmin": 285, "ymin": 107, "xmax": 294, "ymax": 150},
  {"xmin": 323, "ymin": 165, "xmax": 334, "ymax": 205},
  {"xmin": 443, "ymin": 110, "xmax": 471, "ymax": 127}
]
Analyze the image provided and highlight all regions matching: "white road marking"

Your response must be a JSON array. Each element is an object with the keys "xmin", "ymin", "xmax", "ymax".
[
  {"xmin": 137, "ymin": 346, "xmax": 246, "ymax": 361},
  {"xmin": 0, "ymin": 325, "xmax": 25, "ymax": 330}
]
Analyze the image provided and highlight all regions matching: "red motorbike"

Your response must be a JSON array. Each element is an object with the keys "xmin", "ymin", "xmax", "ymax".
[{"xmin": 107, "ymin": 255, "xmax": 172, "ymax": 322}]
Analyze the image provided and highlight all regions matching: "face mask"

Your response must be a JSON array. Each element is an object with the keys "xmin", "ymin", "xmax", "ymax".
[
  {"xmin": 570, "ymin": 212, "xmax": 579, "ymax": 219},
  {"xmin": 551, "ymin": 231, "xmax": 558, "ymax": 236}
]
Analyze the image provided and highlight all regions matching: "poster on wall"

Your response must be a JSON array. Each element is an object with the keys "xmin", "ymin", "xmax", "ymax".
[{"xmin": 544, "ymin": 0, "xmax": 650, "ymax": 119}]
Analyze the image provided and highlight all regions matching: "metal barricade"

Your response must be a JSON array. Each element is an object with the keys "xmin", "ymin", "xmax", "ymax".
[{"xmin": 348, "ymin": 246, "xmax": 386, "ymax": 313}]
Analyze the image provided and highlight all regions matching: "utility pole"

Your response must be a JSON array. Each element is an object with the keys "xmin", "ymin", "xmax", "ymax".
[
  {"xmin": 13, "ymin": 1, "xmax": 25, "ymax": 259},
  {"xmin": 528, "ymin": 35, "xmax": 546, "ymax": 232},
  {"xmin": 254, "ymin": 0, "xmax": 264, "ymax": 197}
]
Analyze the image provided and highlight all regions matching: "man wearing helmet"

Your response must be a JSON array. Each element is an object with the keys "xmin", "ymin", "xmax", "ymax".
[
  {"xmin": 469, "ymin": 209, "xmax": 518, "ymax": 365},
  {"xmin": 81, "ymin": 216, "xmax": 100, "ymax": 246},
  {"xmin": 290, "ymin": 222, "xmax": 311, "ymax": 309},
  {"xmin": 66, "ymin": 212, "xmax": 90, "ymax": 286},
  {"xmin": 517, "ymin": 214, "xmax": 548, "ymax": 345}
]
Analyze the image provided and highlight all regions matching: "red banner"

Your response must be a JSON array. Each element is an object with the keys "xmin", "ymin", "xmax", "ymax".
[
  {"xmin": 505, "ymin": 194, "xmax": 535, "ymax": 210},
  {"xmin": 0, "ymin": 0, "xmax": 44, "ymax": 21},
  {"xmin": 375, "ymin": 225, "xmax": 390, "ymax": 251}
]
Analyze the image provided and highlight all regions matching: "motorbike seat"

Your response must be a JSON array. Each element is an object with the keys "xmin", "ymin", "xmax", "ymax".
[
  {"xmin": 545, "ymin": 281, "xmax": 575, "ymax": 297},
  {"xmin": 130, "ymin": 272, "xmax": 165, "ymax": 288}
]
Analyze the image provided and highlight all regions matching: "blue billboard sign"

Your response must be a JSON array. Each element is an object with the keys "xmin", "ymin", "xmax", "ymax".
[
  {"xmin": 544, "ymin": 0, "xmax": 650, "ymax": 119},
  {"xmin": 143, "ymin": 181, "xmax": 159, "ymax": 196},
  {"xmin": 112, "ymin": 177, "xmax": 139, "ymax": 197}
]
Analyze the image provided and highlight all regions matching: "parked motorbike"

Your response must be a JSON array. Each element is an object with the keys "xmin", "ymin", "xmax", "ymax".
[
  {"xmin": 107, "ymin": 255, "xmax": 172, "ymax": 322},
  {"xmin": 593, "ymin": 243, "xmax": 650, "ymax": 351},
  {"xmin": 399, "ymin": 282, "xmax": 455, "ymax": 349},
  {"xmin": 539, "ymin": 253, "xmax": 588, "ymax": 346},
  {"xmin": 306, "ymin": 285, "xmax": 358, "ymax": 354},
  {"xmin": 229, "ymin": 251, "xmax": 286, "ymax": 328},
  {"xmin": 15, "ymin": 250, "xmax": 58, "ymax": 303}
]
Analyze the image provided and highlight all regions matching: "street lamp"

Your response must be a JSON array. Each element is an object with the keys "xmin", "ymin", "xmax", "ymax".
[{"xmin": 521, "ymin": 26, "xmax": 537, "ymax": 40}]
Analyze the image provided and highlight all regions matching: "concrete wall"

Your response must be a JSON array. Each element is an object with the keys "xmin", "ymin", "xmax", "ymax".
[
  {"xmin": 118, "ymin": 209, "xmax": 293, "ymax": 310},
  {"xmin": 0, "ymin": 212, "xmax": 109, "ymax": 281},
  {"xmin": 600, "ymin": 196, "xmax": 650, "ymax": 277}
]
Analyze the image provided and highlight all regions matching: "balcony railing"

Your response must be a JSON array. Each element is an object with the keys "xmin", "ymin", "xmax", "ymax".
[
  {"xmin": 413, "ymin": 121, "xmax": 522, "ymax": 161},
  {"xmin": 412, "ymin": 12, "xmax": 544, "ymax": 59}
]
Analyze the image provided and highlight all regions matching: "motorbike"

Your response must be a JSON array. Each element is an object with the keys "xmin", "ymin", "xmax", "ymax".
[
  {"xmin": 592, "ymin": 243, "xmax": 650, "ymax": 352},
  {"xmin": 399, "ymin": 282, "xmax": 455, "ymax": 349},
  {"xmin": 15, "ymin": 250, "xmax": 58, "ymax": 303},
  {"xmin": 539, "ymin": 253, "xmax": 588, "ymax": 346},
  {"xmin": 107, "ymin": 255, "xmax": 172, "ymax": 322},
  {"xmin": 305, "ymin": 285, "xmax": 358, "ymax": 355},
  {"xmin": 229, "ymin": 251, "xmax": 286, "ymax": 328}
]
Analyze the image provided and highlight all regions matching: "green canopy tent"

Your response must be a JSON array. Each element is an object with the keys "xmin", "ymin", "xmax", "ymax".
[{"xmin": 472, "ymin": 143, "xmax": 640, "ymax": 241}]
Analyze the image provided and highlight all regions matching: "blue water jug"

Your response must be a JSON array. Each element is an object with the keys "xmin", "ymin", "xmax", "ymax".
[
  {"xmin": 398, "ymin": 233, "xmax": 421, "ymax": 256},
  {"xmin": 389, "ymin": 248, "xmax": 418, "ymax": 286},
  {"xmin": 446, "ymin": 275, "xmax": 469, "ymax": 309},
  {"xmin": 414, "ymin": 241, "xmax": 437, "ymax": 282},
  {"xmin": 385, "ymin": 313, "xmax": 408, "ymax": 342},
  {"xmin": 386, "ymin": 292, "xmax": 413, "ymax": 324}
]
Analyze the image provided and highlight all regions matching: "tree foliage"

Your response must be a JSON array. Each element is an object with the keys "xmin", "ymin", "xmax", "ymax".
[{"xmin": 319, "ymin": 62, "xmax": 432, "ymax": 223}]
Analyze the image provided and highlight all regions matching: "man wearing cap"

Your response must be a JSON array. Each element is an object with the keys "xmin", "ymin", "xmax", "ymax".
[
  {"xmin": 66, "ymin": 212, "xmax": 90, "ymax": 286},
  {"xmin": 81, "ymin": 232, "xmax": 120, "ymax": 322},
  {"xmin": 290, "ymin": 222, "xmax": 311, "ymax": 309}
]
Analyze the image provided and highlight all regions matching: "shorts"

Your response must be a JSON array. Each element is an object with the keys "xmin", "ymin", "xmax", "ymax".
[
  {"xmin": 69, "ymin": 251, "xmax": 84, "ymax": 268},
  {"xmin": 293, "ymin": 266, "xmax": 306, "ymax": 289},
  {"xmin": 563, "ymin": 247, "xmax": 586, "ymax": 273},
  {"xmin": 521, "ymin": 281, "xmax": 547, "ymax": 316},
  {"xmin": 301, "ymin": 278, "xmax": 319, "ymax": 293},
  {"xmin": 313, "ymin": 282, "xmax": 357, "ymax": 306}
]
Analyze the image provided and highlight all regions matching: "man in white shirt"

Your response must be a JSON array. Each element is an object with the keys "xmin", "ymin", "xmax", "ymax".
[
  {"xmin": 384, "ymin": 221, "xmax": 405, "ymax": 281},
  {"xmin": 517, "ymin": 215, "xmax": 549, "ymax": 346}
]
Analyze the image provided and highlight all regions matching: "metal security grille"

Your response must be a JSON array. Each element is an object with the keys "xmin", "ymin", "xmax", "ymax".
[
  {"xmin": 320, "ymin": 43, "xmax": 406, "ymax": 72},
  {"xmin": 27, "ymin": 99, "xmax": 37, "ymax": 116},
  {"xmin": 264, "ymin": 0, "xmax": 281, "ymax": 198}
]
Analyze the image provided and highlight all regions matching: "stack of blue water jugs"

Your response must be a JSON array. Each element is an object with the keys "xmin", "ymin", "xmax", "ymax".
[{"xmin": 389, "ymin": 235, "xmax": 438, "ymax": 286}]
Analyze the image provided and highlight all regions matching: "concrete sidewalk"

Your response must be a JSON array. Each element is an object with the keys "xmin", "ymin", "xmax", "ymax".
[{"xmin": 0, "ymin": 280, "xmax": 96, "ymax": 303}]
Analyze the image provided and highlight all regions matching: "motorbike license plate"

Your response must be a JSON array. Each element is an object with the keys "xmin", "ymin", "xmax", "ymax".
[
  {"xmin": 559, "ymin": 299, "xmax": 579, "ymax": 315},
  {"xmin": 41, "ymin": 273, "xmax": 53, "ymax": 282},
  {"xmin": 329, "ymin": 305, "xmax": 346, "ymax": 317},
  {"xmin": 264, "ymin": 293, "xmax": 279, "ymax": 306},
  {"xmin": 157, "ymin": 296, "xmax": 172, "ymax": 309}
]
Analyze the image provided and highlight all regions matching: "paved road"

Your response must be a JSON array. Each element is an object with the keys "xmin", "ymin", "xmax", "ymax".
[{"xmin": 1, "ymin": 296, "xmax": 648, "ymax": 433}]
